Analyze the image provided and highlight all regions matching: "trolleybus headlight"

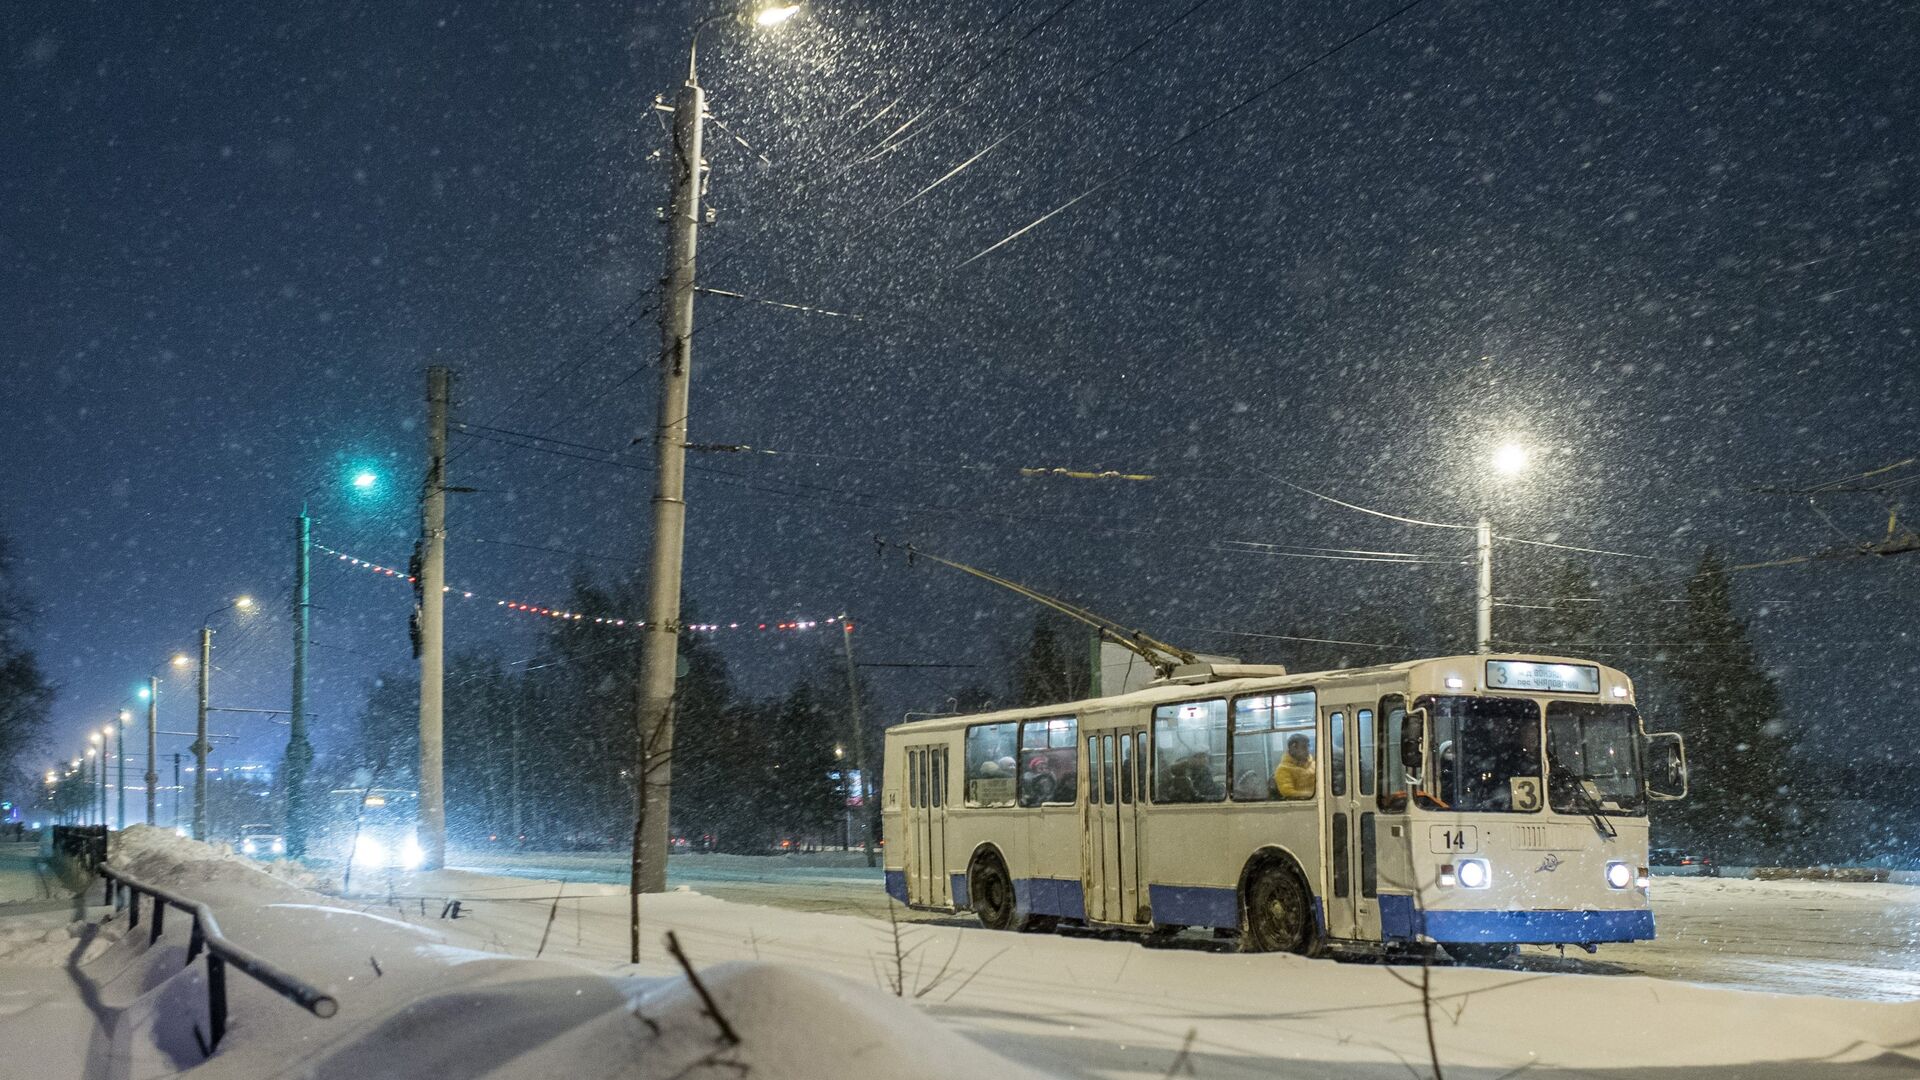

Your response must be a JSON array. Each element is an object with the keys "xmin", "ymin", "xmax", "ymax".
[
  {"xmin": 398, "ymin": 834, "xmax": 425, "ymax": 871},
  {"xmin": 1455, "ymin": 858, "xmax": 1491, "ymax": 889},
  {"xmin": 352, "ymin": 835, "xmax": 386, "ymax": 867},
  {"xmin": 1605, "ymin": 861, "xmax": 1634, "ymax": 890}
]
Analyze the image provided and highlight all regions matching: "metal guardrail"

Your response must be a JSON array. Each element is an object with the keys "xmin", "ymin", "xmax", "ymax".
[
  {"xmin": 52, "ymin": 825, "xmax": 107, "ymax": 870},
  {"xmin": 99, "ymin": 864, "xmax": 338, "ymax": 1051}
]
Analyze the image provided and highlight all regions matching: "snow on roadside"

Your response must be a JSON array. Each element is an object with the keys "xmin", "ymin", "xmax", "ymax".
[{"xmin": 16, "ymin": 828, "xmax": 1050, "ymax": 1080}]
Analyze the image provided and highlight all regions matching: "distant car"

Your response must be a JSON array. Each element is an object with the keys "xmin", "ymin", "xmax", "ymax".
[
  {"xmin": 1650, "ymin": 847, "xmax": 1719, "ymax": 876},
  {"xmin": 238, "ymin": 823, "xmax": 287, "ymax": 859}
]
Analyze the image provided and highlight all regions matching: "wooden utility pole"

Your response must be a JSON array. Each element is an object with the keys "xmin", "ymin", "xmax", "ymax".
[
  {"xmin": 840, "ymin": 619, "xmax": 873, "ymax": 867},
  {"xmin": 418, "ymin": 366, "xmax": 450, "ymax": 870}
]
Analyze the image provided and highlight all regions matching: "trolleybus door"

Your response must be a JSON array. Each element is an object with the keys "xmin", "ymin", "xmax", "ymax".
[
  {"xmin": 1085, "ymin": 728, "xmax": 1149, "ymax": 924},
  {"xmin": 905, "ymin": 745, "xmax": 951, "ymax": 908},
  {"xmin": 1321, "ymin": 703, "xmax": 1382, "ymax": 941}
]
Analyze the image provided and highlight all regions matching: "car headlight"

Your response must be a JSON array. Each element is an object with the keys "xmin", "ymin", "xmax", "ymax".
[
  {"xmin": 352, "ymin": 835, "xmax": 386, "ymax": 867},
  {"xmin": 243, "ymin": 839, "xmax": 258, "ymax": 854},
  {"xmin": 272, "ymin": 839, "xmax": 286, "ymax": 854},
  {"xmin": 398, "ymin": 835, "xmax": 425, "ymax": 871},
  {"xmin": 1605, "ymin": 861, "xmax": 1634, "ymax": 890},
  {"xmin": 1455, "ymin": 858, "xmax": 1491, "ymax": 889}
]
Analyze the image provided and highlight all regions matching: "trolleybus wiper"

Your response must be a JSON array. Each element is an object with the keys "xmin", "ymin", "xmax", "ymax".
[{"xmin": 873, "ymin": 536, "xmax": 1199, "ymax": 677}]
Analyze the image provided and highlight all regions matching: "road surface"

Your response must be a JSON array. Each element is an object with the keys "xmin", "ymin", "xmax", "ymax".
[{"xmin": 446, "ymin": 849, "xmax": 1920, "ymax": 1002}]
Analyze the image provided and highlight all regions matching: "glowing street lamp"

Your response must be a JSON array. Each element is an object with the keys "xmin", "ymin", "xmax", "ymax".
[
  {"xmin": 351, "ymin": 470, "xmax": 378, "ymax": 491},
  {"xmin": 755, "ymin": 3, "xmax": 802, "ymax": 25}
]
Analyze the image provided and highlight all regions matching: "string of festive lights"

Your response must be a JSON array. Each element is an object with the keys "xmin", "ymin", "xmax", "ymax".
[{"xmin": 311, "ymin": 543, "xmax": 850, "ymax": 633}]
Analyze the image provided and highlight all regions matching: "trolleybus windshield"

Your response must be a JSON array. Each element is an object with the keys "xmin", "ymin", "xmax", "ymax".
[
  {"xmin": 1546, "ymin": 702, "xmax": 1646, "ymax": 815},
  {"xmin": 1421, "ymin": 695, "xmax": 1543, "ymax": 813}
]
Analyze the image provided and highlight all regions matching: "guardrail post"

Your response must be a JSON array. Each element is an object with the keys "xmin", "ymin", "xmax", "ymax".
[
  {"xmin": 150, "ymin": 894, "xmax": 165, "ymax": 944},
  {"xmin": 103, "ymin": 875, "xmax": 114, "ymax": 908},
  {"xmin": 207, "ymin": 953, "xmax": 228, "ymax": 1051},
  {"xmin": 187, "ymin": 917, "xmax": 204, "ymax": 965},
  {"xmin": 129, "ymin": 887, "xmax": 140, "ymax": 929}
]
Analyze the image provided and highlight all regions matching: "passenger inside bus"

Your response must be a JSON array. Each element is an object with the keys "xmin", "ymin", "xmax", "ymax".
[
  {"xmin": 1163, "ymin": 750, "xmax": 1224, "ymax": 802},
  {"xmin": 1272, "ymin": 733, "xmax": 1316, "ymax": 800}
]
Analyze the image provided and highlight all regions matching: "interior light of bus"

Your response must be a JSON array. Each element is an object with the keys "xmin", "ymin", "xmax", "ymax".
[
  {"xmin": 1456, "ymin": 858, "xmax": 1491, "ymax": 889},
  {"xmin": 1605, "ymin": 861, "xmax": 1633, "ymax": 890},
  {"xmin": 1444, "ymin": 676, "xmax": 1465, "ymax": 689}
]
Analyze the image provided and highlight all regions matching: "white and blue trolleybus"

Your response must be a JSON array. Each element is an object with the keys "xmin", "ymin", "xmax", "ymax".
[{"xmin": 882, "ymin": 654, "xmax": 1688, "ymax": 960}]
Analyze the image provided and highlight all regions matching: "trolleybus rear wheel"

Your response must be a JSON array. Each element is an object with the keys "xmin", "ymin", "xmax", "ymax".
[
  {"xmin": 971, "ymin": 853, "xmax": 1020, "ymax": 932},
  {"xmin": 1242, "ymin": 864, "xmax": 1317, "ymax": 955}
]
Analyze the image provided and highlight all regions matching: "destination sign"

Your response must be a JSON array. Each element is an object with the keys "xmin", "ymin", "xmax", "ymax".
[{"xmin": 1485, "ymin": 660, "xmax": 1600, "ymax": 694}]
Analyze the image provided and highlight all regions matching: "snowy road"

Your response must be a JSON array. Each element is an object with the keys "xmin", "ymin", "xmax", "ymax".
[{"xmin": 447, "ymin": 849, "xmax": 1920, "ymax": 1002}]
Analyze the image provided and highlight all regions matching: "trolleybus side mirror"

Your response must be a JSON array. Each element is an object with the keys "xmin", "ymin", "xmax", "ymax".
[
  {"xmin": 1645, "ymin": 731, "xmax": 1687, "ymax": 800},
  {"xmin": 1400, "ymin": 709, "xmax": 1427, "ymax": 776}
]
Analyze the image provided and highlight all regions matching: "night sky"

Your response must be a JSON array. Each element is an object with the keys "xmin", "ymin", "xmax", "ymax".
[{"xmin": 3, "ymin": 1, "xmax": 1914, "ymax": 792}]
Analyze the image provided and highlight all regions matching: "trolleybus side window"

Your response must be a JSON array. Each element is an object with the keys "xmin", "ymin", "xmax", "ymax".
[
  {"xmin": 964, "ymin": 722, "xmax": 1018, "ymax": 807},
  {"xmin": 1231, "ymin": 690, "xmax": 1317, "ymax": 801},
  {"xmin": 1377, "ymin": 696, "xmax": 1411, "ymax": 810},
  {"xmin": 1018, "ymin": 717, "xmax": 1079, "ymax": 807},
  {"xmin": 1152, "ymin": 699, "xmax": 1228, "ymax": 804},
  {"xmin": 1329, "ymin": 711, "xmax": 1347, "ymax": 797},
  {"xmin": 1357, "ymin": 708, "xmax": 1376, "ymax": 796}
]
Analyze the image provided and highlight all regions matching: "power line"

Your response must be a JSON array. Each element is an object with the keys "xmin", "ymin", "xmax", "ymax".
[{"xmin": 954, "ymin": 0, "xmax": 1435, "ymax": 268}]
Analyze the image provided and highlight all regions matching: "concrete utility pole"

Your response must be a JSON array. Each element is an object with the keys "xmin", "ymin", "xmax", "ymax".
[
  {"xmin": 839, "ymin": 619, "xmax": 874, "ymax": 866},
  {"xmin": 632, "ymin": 54, "xmax": 706, "ymax": 903},
  {"xmin": 1475, "ymin": 517, "xmax": 1493, "ymax": 654},
  {"xmin": 194, "ymin": 625, "xmax": 212, "ymax": 840},
  {"xmin": 116, "ymin": 716, "xmax": 126, "ymax": 830},
  {"xmin": 418, "ymin": 365, "xmax": 450, "ymax": 870},
  {"xmin": 145, "ymin": 677, "xmax": 159, "ymax": 824},
  {"xmin": 172, "ymin": 754, "xmax": 182, "ymax": 829},
  {"xmin": 286, "ymin": 510, "xmax": 315, "ymax": 858}
]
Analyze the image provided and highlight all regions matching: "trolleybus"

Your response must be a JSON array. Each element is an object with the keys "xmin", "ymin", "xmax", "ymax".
[{"xmin": 882, "ymin": 654, "xmax": 1687, "ymax": 960}]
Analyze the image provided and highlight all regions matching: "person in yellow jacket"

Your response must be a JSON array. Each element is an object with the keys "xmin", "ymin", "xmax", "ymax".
[{"xmin": 1273, "ymin": 733, "xmax": 1316, "ymax": 800}]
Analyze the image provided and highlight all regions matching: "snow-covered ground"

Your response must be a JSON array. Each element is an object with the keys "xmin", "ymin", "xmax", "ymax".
[
  {"xmin": 2, "ymin": 831, "xmax": 1916, "ymax": 1078},
  {"xmin": 449, "ymin": 848, "xmax": 1920, "ymax": 1002}
]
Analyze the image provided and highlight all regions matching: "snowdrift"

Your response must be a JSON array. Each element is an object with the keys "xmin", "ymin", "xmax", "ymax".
[{"xmin": 4, "ymin": 826, "xmax": 1046, "ymax": 1080}]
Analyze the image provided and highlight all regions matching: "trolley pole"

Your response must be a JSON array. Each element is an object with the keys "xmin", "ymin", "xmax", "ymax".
[
  {"xmin": 418, "ymin": 366, "xmax": 450, "ymax": 870},
  {"xmin": 286, "ymin": 510, "xmax": 315, "ymax": 858},
  {"xmin": 145, "ymin": 677, "xmax": 159, "ymax": 824},
  {"xmin": 1475, "ymin": 516, "xmax": 1493, "ymax": 654}
]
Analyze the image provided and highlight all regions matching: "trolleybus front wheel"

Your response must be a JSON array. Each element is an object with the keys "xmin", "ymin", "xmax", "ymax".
[{"xmin": 1241, "ymin": 864, "xmax": 1320, "ymax": 955}]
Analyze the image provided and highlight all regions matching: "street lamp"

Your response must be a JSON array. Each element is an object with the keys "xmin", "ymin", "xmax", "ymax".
[
  {"xmin": 632, "ymin": 0, "xmax": 804, "ymax": 910},
  {"xmin": 1476, "ymin": 442, "xmax": 1531, "ymax": 654}
]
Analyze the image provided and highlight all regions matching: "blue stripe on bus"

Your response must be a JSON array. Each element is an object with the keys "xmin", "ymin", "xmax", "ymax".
[
  {"xmin": 1385, "ymin": 902, "xmax": 1653, "ymax": 944},
  {"xmin": 1380, "ymin": 893, "xmax": 1416, "ymax": 940},
  {"xmin": 950, "ymin": 873, "xmax": 970, "ymax": 910},
  {"xmin": 1148, "ymin": 884, "xmax": 1239, "ymax": 929},
  {"xmin": 884, "ymin": 870, "xmax": 907, "ymax": 905},
  {"xmin": 1019, "ymin": 877, "xmax": 1085, "ymax": 920}
]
